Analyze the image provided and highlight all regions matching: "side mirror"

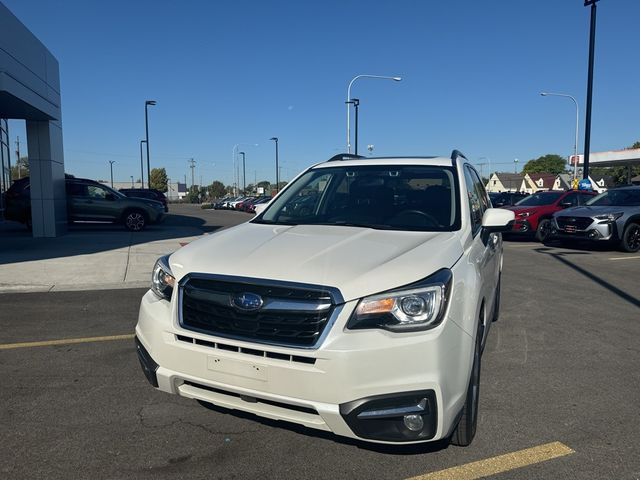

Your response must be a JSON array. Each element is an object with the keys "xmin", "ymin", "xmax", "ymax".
[{"xmin": 481, "ymin": 208, "xmax": 515, "ymax": 233}]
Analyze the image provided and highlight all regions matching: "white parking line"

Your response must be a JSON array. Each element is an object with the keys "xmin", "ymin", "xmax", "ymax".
[{"xmin": 609, "ymin": 256, "xmax": 640, "ymax": 261}]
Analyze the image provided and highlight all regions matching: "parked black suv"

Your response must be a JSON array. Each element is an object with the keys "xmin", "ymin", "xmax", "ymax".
[
  {"xmin": 119, "ymin": 188, "xmax": 168, "ymax": 212},
  {"xmin": 489, "ymin": 191, "xmax": 529, "ymax": 207},
  {"xmin": 3, "ymin": 177, "xmax": 165, "ymax": 231}
]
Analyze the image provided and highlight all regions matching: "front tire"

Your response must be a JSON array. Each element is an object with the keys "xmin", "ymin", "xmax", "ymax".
[
  {"xmin": 451, "ymin": 321, "xmax": 482, "ymax": 447},
  {"xmin": 535, "ymin": 219, "xmax": 552, "ymax": 242},
  {"xmin": 124, "ymin": 210, "xmax": 147, "ymax": 231},
  {"xmin": 621, "ymin": 222, "xmax": 640, "ymax": 253}
]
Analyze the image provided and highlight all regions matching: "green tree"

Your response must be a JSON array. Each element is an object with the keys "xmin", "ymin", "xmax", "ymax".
[
  {"xmin": 149, "ymin": 168, "xmax": 168, "ymax": 192},
  {"xmin": 522, "ymin": 154, "xmax": 568, "ymax": 175},
  {"xmin": 209, "ymin": 180, "xmax": 226, "ymax": 199},
  {"xmin": 10, "ymin": 156, "xmax": 29, "ymax": 180}
]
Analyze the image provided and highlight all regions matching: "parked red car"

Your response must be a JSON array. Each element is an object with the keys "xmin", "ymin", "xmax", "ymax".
[{"xmin": 506, "ymin": 190, "xmax": 597, "ymax": 242}]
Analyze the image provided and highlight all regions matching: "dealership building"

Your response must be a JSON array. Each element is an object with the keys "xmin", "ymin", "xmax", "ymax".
[{"xmin": 0, "ymin": 1, "xmax": 66, "ymax": 237}]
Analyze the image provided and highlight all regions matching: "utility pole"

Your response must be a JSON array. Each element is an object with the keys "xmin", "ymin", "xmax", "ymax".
[{"xmin": 188, "ymin": 158, "xmax": 196, "ymax": 191}]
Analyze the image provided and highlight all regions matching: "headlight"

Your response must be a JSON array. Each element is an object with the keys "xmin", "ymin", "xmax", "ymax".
[
  {"xmin": 517, "ymin": 211, "xmax": 531, "ymax": 218},
  {"xmin": 151, "ymin": 255, "xmax": 175, "ymax": 300},
  {"xmin": 347, "ymin": 269, "xmax": 452, "ymax": 332},
  {"xmin": 594, "ymin": 212, "xmax": 623, "ymax": 222}
]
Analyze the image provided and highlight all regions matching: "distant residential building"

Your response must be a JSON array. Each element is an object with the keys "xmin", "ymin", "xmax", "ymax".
[
  {"xmin": 486, "ymin": 173, "xmax": 524, "ymax": 193},
  {"xmin": 523, "ymin": 173, "xmax": 556, "ymax": 193}
]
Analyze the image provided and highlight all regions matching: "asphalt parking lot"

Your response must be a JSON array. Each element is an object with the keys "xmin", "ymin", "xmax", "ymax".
[{"xmin": 1, "ymin": 208, "xmax": 639, "ymax": 480}]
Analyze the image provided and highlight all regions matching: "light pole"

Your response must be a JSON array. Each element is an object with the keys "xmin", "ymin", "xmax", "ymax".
[
  {"xmin": 346, "ymin": 74, "xmax": 402, "ymax": 153},
  {"xmin": 239, "ymin": 151, "xmax": 246, "ymax": 194},
  {"xmin": 514, "ymin": 158, "xmax": 519, "ymax": 173},
  {"xmin": 144, "ymin": 100, "xmax": 156, "ymax": 189},
  {"xmin": 345, "ymin": 99, "xmax": 361, "ymax": 154},
  {"xmin": 130, "ymin": 175, "xmax": 134, "ymax": 187},
  {"xmin": 269, "ymin": 137, "xmax": 279, "ymax": 193},
  {"xmin": 540, "ymin": 92, "xmax": 579, "ymax": 182},
  {"xmin": 583, "ymin": 0, "xmax": 600, "ymax": 180},
  {"xmin": 109, "ymin": 160, "xmax": 116, "ymax": 188},
  {"xmin": 139, "ymin": 140, "xmax": 147, "ymax": 189},
  {"xmin": 232, "ymin": 143, "xmax": 258, "ymax": 196}
]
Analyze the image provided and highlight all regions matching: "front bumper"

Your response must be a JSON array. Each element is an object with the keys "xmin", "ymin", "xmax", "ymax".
[
  {"xmin": 135, "ymin": 289, "xmax": 472, "ymax": 444},
  {"xmin": 550, "ymin": 219, "xmax": 616, "ymax": 242}
]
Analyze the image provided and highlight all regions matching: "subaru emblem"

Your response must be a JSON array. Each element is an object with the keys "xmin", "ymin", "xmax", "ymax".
[{"xmin": 232, "ymin": 292, "xmax": 264, "ymax": 311}]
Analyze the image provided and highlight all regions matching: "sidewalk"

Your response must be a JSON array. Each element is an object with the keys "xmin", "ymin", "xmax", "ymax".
[{"xmin": 0, "ymin": 220, "xmax": 204, "ymax": 293}]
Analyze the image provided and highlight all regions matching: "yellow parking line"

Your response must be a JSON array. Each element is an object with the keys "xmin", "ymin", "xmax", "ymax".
[
  {"xmin": 407, "ymin": 441, "xmax": 574, "ymax": 480},
  {"xmin": 0, "ymin": 334, "xmax": 135, "ymax": 350},
  {"xmin": 609, "ymin": 256, "xmax": 640, "ymax": 261}
]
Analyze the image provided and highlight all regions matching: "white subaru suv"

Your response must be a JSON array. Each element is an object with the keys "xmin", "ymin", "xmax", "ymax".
[{"xmin": 135, "ymin": 151, "xmax": 514, "ymax": 446}]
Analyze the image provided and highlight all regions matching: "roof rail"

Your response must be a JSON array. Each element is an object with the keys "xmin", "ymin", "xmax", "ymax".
[
  {"xmin": 450, "ymin": 150, "xmax": 468, "ymax": 163},
  {"xmin": 327, "ymin": 153, "xmax": 366, "ymax": 162}
]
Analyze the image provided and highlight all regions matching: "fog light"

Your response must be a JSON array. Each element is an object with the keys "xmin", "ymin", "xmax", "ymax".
[{"xmin": 403, "ymin": 414, "xmax": 424, "ymax": 432}]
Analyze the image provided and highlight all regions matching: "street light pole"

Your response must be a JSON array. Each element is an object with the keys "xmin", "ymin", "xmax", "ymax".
[
  {"xmin": 514, "ymin": 158, "xmax": 519, "ymax": 174},
  {"xmin": 540, "ymin": 92, "xmax": 580, "ymax": 182},
  {"xmin": 109, "ymin": 161, "xmax": 116, "ymax": 188},
  {"xmin": 139, "ymin": 140, "xmax": 147, "ymax": 189},
  {"xmin": 346, "ymin": 74, "xmax": 402, "ymax": 153},
  {"xmin": 583, "ymin": 0, "xmax": 600, "ymax": 180},
  {"xmin": 130, "ymin": 175, "xmax": 134, "ymax": 187},
  {"xmin": 346, "ymin": 99, "xmax": 361, "ymax": 155},
  {"xmin": 269, "ymin": 137, "xmax": 279, "ymax": 193},
  {"xmin": 144, "ymin": 100, "xmax": 156, "ymax": 189},
  {"xmin": 239, "ymin": 151, "xmax": 246, "ymax": 194},
  {"xmin": 232, "ymin": 143, "xmax": 258, "ymax": 196}
]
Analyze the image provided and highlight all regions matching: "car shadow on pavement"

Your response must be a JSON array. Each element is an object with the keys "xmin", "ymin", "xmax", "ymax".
[
  {"xmin": 0, "ymin": 212, "xmax": 223, "ymax": 265},
  {"xmin": 533, "ymin": 247, "xmax": 640, "ymax": 309},
  {"xmin": 196, "ymin": 400, "xmax": 450, "ymax": 455}
]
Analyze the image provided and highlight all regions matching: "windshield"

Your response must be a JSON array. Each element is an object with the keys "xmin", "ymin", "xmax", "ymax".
[
  {"xmin": 586, "ymin": 188, "xmax": 640, "ymax": 206},
  {"xmin": 515, "ymin": 191, "xmax": 563, "ymax": 206},
  {"xmin": 253, "ymin": 165, "xmax": 460, "ymax": 231}
]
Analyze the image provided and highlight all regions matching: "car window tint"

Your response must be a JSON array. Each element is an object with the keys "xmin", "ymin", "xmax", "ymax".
[{"xmin": 562, "ymin": 192, "xmax": 579, "ymax": 206}]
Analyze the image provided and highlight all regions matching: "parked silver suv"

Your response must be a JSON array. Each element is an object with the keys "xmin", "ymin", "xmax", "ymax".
[{"xmin": 550, "ymin": 186, "xmax": 640, "ymax": 252}]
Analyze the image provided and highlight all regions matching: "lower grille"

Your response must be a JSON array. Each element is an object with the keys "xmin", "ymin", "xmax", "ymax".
[
  {"xmin": 556, "ymin": 216, "xmax": 593, "ymax": 230},
  {"xmin": 179, "ymin": 276, "xmax": 339, "ymax": 348}
]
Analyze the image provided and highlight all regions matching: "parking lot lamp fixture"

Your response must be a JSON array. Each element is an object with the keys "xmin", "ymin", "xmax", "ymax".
[
  {"xmin": 346, "ymin": 75, "xmax": 402, "ymax": 153},
  {"xmin": 583, "ymin": 0, "xmax": 600, "ymax": 180},
  {"xmin": 269, "ymin": 137, "xmax": 279, "ymax": 193},
  {"xmin": 540, "ymin": 92, "xmax": 579, "ymax": 182},
  {"xmin": 232, "ymin": 143, "xmax": 258, "ymax": 196},
  {"xmin": 109, "ymin": 161, "xmax": 116, "ymax": 188},
  {"xmin": 239, "ymin": 152, "xmax": 246, "ymax": 194},
  {"xmin": 139, "ymin": 140, "xmax": 147, "ymax": 189},
  {"xmin": 144, "ymin": 100, "xmax": 156, "ymax": 189}
]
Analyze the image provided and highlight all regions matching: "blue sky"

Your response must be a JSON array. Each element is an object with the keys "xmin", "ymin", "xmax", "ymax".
[{"xmin": 4, "ymin": 0, "xmax": 640, "ymax": 186}]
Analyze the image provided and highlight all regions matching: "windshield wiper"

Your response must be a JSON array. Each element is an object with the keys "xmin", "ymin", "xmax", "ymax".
[{"xmin": 251, "ymin": 219, "xmax": 298, "ymax": 226}]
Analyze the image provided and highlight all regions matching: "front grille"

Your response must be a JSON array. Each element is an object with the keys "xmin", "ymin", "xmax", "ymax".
[
  {"xmin": 556, "ymin": 216, "xmax": 594, "ymax": 230},
  {"xmin": 179, "ymin": 276, "xmax": 338, "ymax": 348}
]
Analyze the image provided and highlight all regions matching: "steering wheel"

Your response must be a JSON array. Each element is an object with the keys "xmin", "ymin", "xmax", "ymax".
[{"xmin": 394, "ymin": 210, "xmax": 440, "ymax": 227}]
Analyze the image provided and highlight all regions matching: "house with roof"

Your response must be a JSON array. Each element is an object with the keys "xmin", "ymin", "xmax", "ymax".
[
  {"xmin": 522, "ymin": 173, "xmax": 556, "ymax": 193},
  {"xmin": 486, "ymin": 173, "xmax": 525, "ymax": 193}
]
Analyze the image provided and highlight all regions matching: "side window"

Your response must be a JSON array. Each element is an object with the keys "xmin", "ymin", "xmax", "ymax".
[
  {"xmin": 562, "ymin": 192, "xmax": 579, "ymax": 206},
  {"xmin": 87, "ymin": 185, "xmax": 109, "ymax": 199},
  {"xmin": 463, "ymin": 166, "xmax": 484, "ymax": 235},
  {"xmin": 66, "ymin": 182, "xmax": 86, "ymax": 197},
  {"xmin": 578, "ymin": 192, "xmax": 594, "ymax": 205}
]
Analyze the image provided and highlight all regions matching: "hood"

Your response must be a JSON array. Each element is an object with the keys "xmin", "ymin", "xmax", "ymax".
[
  {"xmin": 555, "ymin": 205, "xmax": 625, "ymax": 217},
  {"xmin": 169, "ymin": 223, "xmax": 463, "ymax": 302}
]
